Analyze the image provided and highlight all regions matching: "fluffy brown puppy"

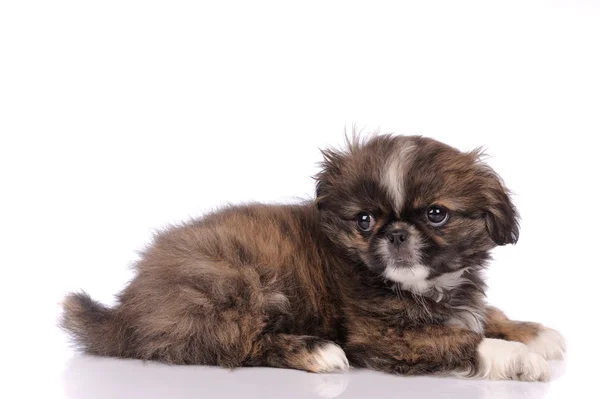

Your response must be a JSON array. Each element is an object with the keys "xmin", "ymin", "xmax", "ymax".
[{"xmin": 61, "ymin": 134, "xmax": 565, "ymax": 381}]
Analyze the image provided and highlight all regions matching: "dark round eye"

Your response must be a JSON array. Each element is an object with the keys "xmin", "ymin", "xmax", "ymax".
[
  {"xmin": 426, "ymin": 205, "xmax": 449, "ymax": 227},
  {"xmin": 356, "ymin": 213, "xmax": 376, "ymax": 232}
]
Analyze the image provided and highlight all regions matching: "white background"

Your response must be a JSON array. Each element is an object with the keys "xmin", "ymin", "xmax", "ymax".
[{"xmin": 1, "ymin": 1, "xmax": 598, "ymax": 398}]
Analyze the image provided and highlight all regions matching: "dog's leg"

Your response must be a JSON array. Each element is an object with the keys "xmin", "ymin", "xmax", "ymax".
[
  {"xmin": 245, "ymin": 334, "xmax": 350, "ymax": 373},
  {"xmin": 484, "ymin": 306, "xmax": 566, "ymax": 360},
  {"xmin": 344, "ymin": 324, "xmax": 549, "ymax": 381}
]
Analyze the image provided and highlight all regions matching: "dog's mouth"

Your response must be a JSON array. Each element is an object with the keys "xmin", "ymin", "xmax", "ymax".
[
  {"xmin": 389, "ymin": 248, "xmax": 415, "ymax": 264},
  {"xmin": 376, "ymin": 240, "xmax": 420, "ymax": 268}
]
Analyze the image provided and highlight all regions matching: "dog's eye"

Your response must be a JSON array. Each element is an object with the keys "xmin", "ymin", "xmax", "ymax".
[
  {"xmin": 356, "ymin": 213, "xmax": 376, "ymax": 232},
  {"xmin": 426, "ymin": 205, "xmax": 449, "ymax": 227}
]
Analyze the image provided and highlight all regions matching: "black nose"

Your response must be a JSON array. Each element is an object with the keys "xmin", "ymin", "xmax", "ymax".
[{"xmin": 386, "ymin": 229, "xmax": 409, "ymax": 244}]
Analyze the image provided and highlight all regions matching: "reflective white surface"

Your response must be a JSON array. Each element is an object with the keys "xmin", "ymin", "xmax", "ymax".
[{"xmin": 59, "ymin": 355, "xmax": 560, "ymax": 399}]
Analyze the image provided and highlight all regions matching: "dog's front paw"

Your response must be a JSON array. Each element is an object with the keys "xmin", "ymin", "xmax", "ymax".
[
  {"xmin": 527, "ymin": 327, "xmax": 566, "ymax": 360},
  {"xmin": 477, "ymin": 338, "xmax": 550, "ymax": 382}
]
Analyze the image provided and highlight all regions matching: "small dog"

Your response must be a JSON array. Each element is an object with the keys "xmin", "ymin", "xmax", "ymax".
[{"xmin": 62, "ymin": 134, "xmax": 565, "ymax": 381}]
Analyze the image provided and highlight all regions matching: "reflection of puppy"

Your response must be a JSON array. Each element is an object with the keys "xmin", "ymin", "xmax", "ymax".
[
  {"xmin": 62, "ymin": 355, "xmax": 552, "ymax": 399},
  {"xmin": 62, "ymin": 134, "xmax": 565, "ymax": 381}
]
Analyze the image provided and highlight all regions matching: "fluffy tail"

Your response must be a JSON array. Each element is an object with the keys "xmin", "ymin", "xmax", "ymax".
[{"xmin": 60, "ymin": 291, "xmax": 126, "ymax": 356}]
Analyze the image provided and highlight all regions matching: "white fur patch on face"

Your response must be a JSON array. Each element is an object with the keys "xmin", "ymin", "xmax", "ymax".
[
  {"xmin": 382, "ymin": 141, "xmax": 416, "ymax": 211},
  {"xmin": 383, "ymin": 262, "xmax": 475, "ymax": 298},
  {"xmin": 378, "ymin": 235, "xmax": 431, "ymax": 294},
  {"xmin": 527, "ymin": 328, "xmax": 566, "ymax": 360},
  {"xmin": 312, "ymin": 343, "xmax": 350, "ymax": 373},
  {"xmin": 475, "ymin": 338, "xmax": 550, "ymax": 382},
  {"xmin": 383, "ymin": 264, "xmax": 431, "ymax": 293}
]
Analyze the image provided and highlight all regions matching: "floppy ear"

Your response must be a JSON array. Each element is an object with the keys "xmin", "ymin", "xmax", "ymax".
[{"xmin": 484, "ymin": 177, "xmax": 520, "ymax": 245}]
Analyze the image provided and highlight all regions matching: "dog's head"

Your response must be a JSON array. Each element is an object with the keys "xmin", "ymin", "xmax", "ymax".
[{"xmin": 315, "ymin": 134, "xmax": 518, "ymax": 295}]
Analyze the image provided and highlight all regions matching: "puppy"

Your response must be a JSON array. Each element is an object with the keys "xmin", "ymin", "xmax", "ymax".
[{"xmin": 61, "ymin": 134, "xmax": 565, "ymax": 381}]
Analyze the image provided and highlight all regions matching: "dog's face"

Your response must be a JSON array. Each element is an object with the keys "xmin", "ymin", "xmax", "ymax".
[{"xmin": 316, "ymin": 135, "xmax": 519, "ymax": 295}]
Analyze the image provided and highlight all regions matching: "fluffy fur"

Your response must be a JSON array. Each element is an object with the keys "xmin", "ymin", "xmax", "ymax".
[{"xmin": 61, "ymin": 134, "xmax": 564, "ymax": 380}]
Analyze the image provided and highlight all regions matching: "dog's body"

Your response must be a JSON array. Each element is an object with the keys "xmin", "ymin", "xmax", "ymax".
[{"xmin": 62, "ymin": 134, "xmax": 565, "ymax": 381}]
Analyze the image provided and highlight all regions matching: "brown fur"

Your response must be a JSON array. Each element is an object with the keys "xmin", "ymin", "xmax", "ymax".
[
  {"xmin": 61, "ymin": 134, "xmax": 549, "ymax": 378},
  {"xmin": 484, "ymin": 306, "xmax": 542, "ymax": 344}
]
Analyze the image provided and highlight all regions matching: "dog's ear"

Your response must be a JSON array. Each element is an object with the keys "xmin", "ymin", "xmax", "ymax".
[
  {"xmin": 314, "ymin": 148, "xmax": 346, "ymax": 210},
  {"xmin": 482, "ymin": 171, "xmax": 520, "ymax": 245}
]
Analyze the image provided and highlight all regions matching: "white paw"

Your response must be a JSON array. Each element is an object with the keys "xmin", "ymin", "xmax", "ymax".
[
  {"xmin": 527, "ymin": 328, "xmax": 566, "ymax": 360},
  {"xmin": 477, "ymin": 338, "xmax": 550, "ymax": 382},
  {"xmin": 312, "ymin": 343, "xmax": 350, "ymax": 373}
]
